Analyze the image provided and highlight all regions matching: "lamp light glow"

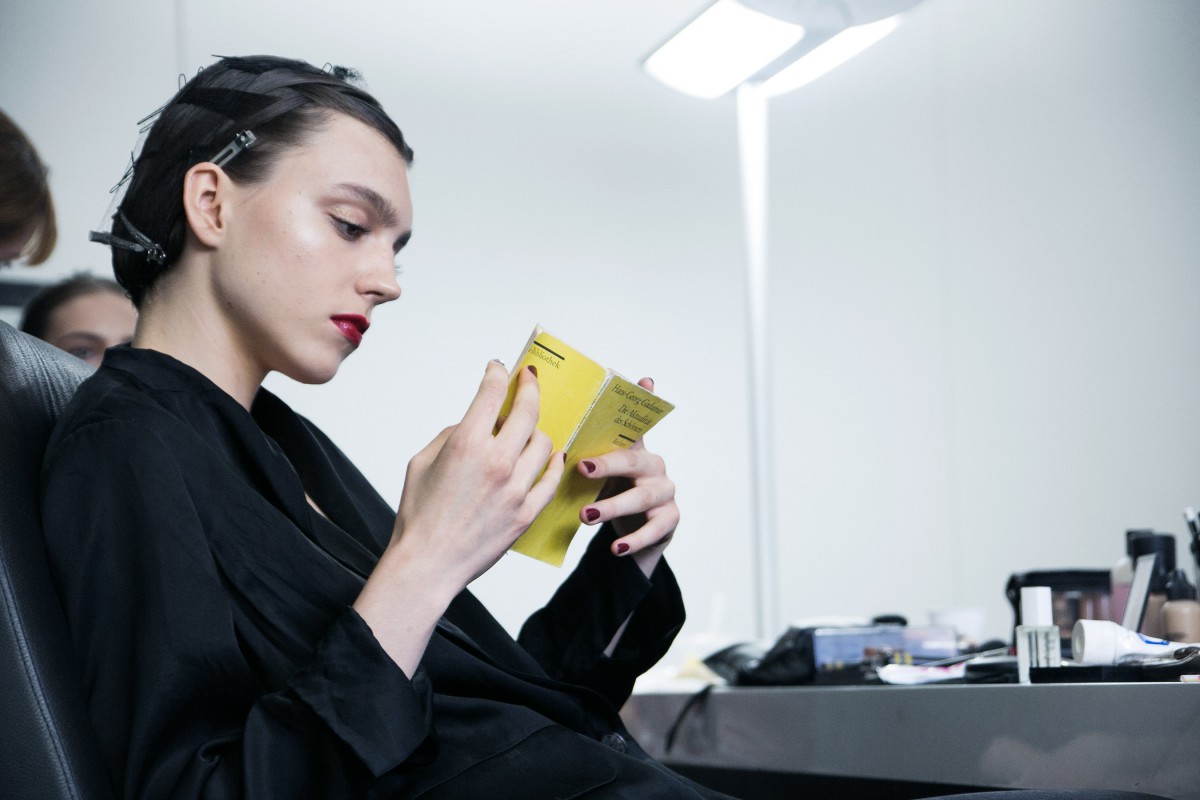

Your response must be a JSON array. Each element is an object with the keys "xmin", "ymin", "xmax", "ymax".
[
  {"xmin": 640, "ymin": 0, "xmax": 923, "ymax": 641},
  {"xmin": 760, "ymin": 15, "xmax": 900, "ymax": 96},
  {"xmin": 642, "ymin": 0, "xmax": 806, "ymax": 100}
]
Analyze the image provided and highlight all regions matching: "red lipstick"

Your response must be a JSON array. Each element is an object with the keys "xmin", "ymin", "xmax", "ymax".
[{"xmin": 330, "ymin": 314, "xmax": 369, "ymax": 347}]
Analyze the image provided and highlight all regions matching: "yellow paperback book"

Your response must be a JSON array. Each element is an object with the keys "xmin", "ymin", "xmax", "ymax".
[{"xmin": 498, "ymin": 325, "xmax": 675, "ymax": 566}]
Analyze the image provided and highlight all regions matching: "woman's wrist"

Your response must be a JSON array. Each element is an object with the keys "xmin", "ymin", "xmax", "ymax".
[{"xmin": 354, "ymin": 540, "xmax": 459, "ymax": 677}]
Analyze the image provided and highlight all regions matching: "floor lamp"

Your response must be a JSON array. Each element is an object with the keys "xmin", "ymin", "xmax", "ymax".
[{"xmin": 642, "ymin": 0, "xmax": 923, "ymax": 639}]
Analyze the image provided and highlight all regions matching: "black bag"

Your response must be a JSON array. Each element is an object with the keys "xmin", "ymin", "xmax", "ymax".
[{"xmin": 704, "ymin": 626, "xmax": 816, "ymax": 686}]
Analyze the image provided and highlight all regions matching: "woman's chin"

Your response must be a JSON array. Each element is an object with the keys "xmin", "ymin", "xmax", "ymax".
[{"xmin": 282, "ymin": 359, "xmax": 343, "ymax": 386}]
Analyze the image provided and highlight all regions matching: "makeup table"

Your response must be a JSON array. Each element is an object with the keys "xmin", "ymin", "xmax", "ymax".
[{"xmin": 621, "ymin": 682, "xmax": 1199, "ymax": 799}]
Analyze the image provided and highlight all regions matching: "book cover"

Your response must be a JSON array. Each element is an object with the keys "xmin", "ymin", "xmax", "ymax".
[{"xmin": 498, "ymin": 325, "xmax": 675, "ymax": 566}]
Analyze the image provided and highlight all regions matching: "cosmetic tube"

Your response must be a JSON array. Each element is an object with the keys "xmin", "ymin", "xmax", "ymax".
[{"xmin": 1072, "ymin": 619, "xmax": 1198, "ymax": 666}]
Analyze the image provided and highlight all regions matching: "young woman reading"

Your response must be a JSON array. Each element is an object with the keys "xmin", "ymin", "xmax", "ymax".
[{"xmin": 41, "ymin": 55, "xmax": 730, "ymax": 799}]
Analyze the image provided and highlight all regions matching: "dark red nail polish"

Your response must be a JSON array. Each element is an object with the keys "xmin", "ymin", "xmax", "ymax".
[
  {"xmin": 584, "ymin": 508, "xmax": 600, "ymax": 523},
  {"xmin": 527, "ymin": 364, "xmax": 537, "ymax": 377},
  {"xmin": 616, "ymin": 542, "xmax": 630, "ymax": 555},
  {"xmin": 581, "ymin": 460, "xmax": 596, "ymax": 475}
]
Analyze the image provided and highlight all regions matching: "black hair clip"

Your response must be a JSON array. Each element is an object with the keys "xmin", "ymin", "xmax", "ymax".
[{"xmin": 89, "ymin": 211, "xmax": 166, "ymax": 265}]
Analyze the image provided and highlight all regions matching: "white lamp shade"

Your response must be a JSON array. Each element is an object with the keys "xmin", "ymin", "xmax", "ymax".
[
  {"xmin": 761, "ymin": 14, "xmax": 901, "ymax": 96},
  {"xmin": 643, "ymin": 0, "xmax": 921, "ymax": 99},
  {"xmin": 642, "ymin": 0, "xmax": 806, "ymax": 100}
]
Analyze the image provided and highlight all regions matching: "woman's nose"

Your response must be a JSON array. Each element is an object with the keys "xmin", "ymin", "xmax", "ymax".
[{"xmin": 359, "ymin": 251, "xmax": 402, "ymax": 304}]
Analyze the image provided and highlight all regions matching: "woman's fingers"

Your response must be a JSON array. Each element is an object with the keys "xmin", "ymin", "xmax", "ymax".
[
  {"xmin": 493, "ymin": 365, "xmax": 542, "ymax": 455},
  {"xmin": 581, "ymin": 475, "xmax": 673, "ymax": 521},
  {"xmin": 447, "ymin": 361, "xmax": 548, "ymax": 497},
  {"xmin": 524, "ymin": 450, "xmax": 567, "ymax": 516},
  {"xmin": 578, "ymin": 446, "xmax": 665, "ymax": 482},
  {"xmin": 511, "ymin": 428, "xmax": 555, "ymax": 491},
  {"xmin": 577, "ymin": 445, "xmax": 678, "ymax": 555},
  {"xmin": 608, "ymin": 508, "xmax": 678, "ymax": 555},
  {"xmin": 574, "ymin": 375, "xmax": 680, "ymax": 557},
  {"xmin": 459, "ymin": 360, "xmax": 518, "ymax": 437}
]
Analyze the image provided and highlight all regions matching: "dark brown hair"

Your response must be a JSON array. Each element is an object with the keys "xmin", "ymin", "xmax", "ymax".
[
  {"xmin": 0, "ymin": 108, "xmax": 57, "ymax": 264},
  {"xmin": 20, "ymin": 275, "xmax": 127, "ymax": 340}
]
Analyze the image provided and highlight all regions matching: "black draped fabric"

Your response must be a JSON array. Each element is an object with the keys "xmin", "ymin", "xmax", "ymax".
[{"xmin": 40, "ymin": 346, "xmax": 731, "ymax": 799}]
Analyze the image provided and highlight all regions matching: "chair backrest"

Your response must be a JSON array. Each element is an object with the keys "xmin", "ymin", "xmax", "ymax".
[{"xmin": 0, "ymin": 321, "xmax": 113, "ymax": 799}]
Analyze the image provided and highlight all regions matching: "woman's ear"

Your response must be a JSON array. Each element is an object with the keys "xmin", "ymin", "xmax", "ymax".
[{"xmin": 181, "ymin": 163, "xmax": 228, "ymax": 248}]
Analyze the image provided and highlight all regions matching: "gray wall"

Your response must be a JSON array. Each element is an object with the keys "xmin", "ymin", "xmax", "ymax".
[{"xmin": 3, "ymin": 0, "xmax": 1198, "ymax": 662}]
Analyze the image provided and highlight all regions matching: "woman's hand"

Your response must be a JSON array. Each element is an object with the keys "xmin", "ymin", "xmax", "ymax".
[
  {"xmin": 355, "ymin": 361, "xmax": 564, "ymax": 675},
  {"xmin": 391, "ymin": 362, "xmax": 564, "ymax": 583},
  {"xmin": 576, "ymin": 377, "xmax": 678, "ymax": 576}
]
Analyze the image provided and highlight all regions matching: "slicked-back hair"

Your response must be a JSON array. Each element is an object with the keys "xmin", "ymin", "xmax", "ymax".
[{"xmin": 108, "ymin": 55, "xmax": 414, "ymax": 306}]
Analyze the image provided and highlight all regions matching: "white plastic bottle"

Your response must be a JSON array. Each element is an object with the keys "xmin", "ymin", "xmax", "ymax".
[
  {"xmin": 1016, "ymin": 586, "xmax": 1061, "ymax": 683},
  {"xmin": 1072, "ymin": 619, "xmax": 1198, "ymax": 666}
]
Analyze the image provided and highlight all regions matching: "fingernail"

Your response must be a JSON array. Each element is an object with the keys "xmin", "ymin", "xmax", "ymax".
[
  {"xmin": 527, "ymin": 364, "xmax": 538, "ymax": 378},
  {"xmin": 584, "ymin": 508, "xmax": 600, "ymax": 523},
  {"xmin": 491, "ymin": 358, "xmax": 505, "ymax": 368},
  {"xmin": 616, "ymin": 542, "xmax": 630, "ymax": 555},
  {"xmin": 581, "ymin": 460, "xmax": 596, "ymax": 475}
]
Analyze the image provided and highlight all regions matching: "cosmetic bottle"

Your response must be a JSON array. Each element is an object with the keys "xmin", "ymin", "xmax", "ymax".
[
  {"xmin": 1131, "ymin": 533, "xmax": 1175, "ymax": 638},
  {"xmin": 1073, "ymin": 618, "xmax": 1197, "ymax": 665},
  {"xmin": 1110, "ymin": 529, "xmax": 1153, "ymax": 623},
  {"xmin": 1016, "ymin": 586, "xmax": 1061, "ymax": 683},
  {"xmin": 1162, "ymin": 569, "xmax": 1200, "ymax": 643}
]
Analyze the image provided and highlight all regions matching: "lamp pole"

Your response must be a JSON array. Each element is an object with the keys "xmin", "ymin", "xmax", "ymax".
[
  {"xmin": 641, "ymin": 0, "xmax": 921, "ymax": 642},
  {"xmin": 736, "ymin": 83, "xmax": 778, "ymax": 640}
]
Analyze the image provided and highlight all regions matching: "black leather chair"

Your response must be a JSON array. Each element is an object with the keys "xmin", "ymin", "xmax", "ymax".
[{"xmin": 0, "ymin": 320, "xmax": 112, "ymax": 799}]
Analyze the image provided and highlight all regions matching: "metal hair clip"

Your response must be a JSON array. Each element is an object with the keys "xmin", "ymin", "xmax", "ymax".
[
  {"xmin": 212, "ymin": 130, "xmax": 257, "ymax": 168},
  {"xmin": 88, "ymin": 211, "xmax": 167, "ymax": 265}
]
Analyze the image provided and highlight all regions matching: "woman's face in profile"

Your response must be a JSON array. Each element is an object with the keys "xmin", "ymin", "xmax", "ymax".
[
  {"xmin": 211, "ymin": 112, "xmax": 412, "ymax": 385},
  {"xmin": 43, "ymin": 290, "xmax": 138, "ymax": 367}
]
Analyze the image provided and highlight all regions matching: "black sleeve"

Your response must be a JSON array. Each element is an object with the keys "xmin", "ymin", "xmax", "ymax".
[
  {"xmin": 41, "ymin": 418, "xmax": 434, "ymax": 799},
  {"xmin": 517, "ymin": 524, "xmax": 685, "ymax": 710}
]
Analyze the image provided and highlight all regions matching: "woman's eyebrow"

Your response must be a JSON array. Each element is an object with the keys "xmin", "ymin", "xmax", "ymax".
[
  {"xmin": 393, "ymin": 230, "xmax": 412, "ymax": 255},
  {"xmin": 334, "ymin": 183, "xmax": 399, "ymax": 228}
]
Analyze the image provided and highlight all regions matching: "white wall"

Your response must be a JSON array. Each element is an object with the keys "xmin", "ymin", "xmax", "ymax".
[
  {"xmin": 768, "ymin": 0, "xmax": 1200, "ymax": 640},
  {"xmin": 3, "ymin": 0, "xmax": 1198, "ymax": 658}
]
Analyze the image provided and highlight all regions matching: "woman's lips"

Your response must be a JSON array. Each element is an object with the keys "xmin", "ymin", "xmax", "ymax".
[{"xmin": 330, "ymin": 314, "xmax": 369, "ymax": 347}]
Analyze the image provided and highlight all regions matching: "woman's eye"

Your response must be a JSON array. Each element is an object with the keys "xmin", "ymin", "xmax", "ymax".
[
  {"xmin": 68, "ymin": 347, "xmax": 97, "ymax": 362},
  {"xmin": 333, "ymin": 217, "xmax": 369, "ymax": 239}
]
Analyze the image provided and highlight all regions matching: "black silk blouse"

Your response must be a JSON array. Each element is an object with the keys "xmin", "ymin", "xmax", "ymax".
[{"xmin": 40, "ymin": 347, "xmax": 727, "ymax": 799}]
